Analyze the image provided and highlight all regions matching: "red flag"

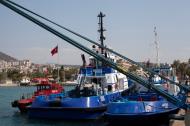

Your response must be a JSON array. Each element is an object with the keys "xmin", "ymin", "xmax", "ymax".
[{"xmin": 51, "ymin": 45, "xmax": 58, "ymax": 56}]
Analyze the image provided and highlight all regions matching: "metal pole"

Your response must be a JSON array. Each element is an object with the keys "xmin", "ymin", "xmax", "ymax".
[
  {"xmin": 63, "ymin": 65, "xmax": 65, "ymax": 82},
  {"xmin": 57, "ymin": 44, "xmax": 59, "ymax": 83}
]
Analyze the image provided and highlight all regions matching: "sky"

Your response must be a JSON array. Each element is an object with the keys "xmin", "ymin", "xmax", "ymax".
[{"xmin": 0, "ymin": 0, "xmax": 190, "ymax": 65}]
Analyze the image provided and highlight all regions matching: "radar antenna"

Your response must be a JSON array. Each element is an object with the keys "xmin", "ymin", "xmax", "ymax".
[
  {"xmin": 98, "ymin": 12, "xmax": 106, "ymax": 54},
  {"xmin": 154, "ymin": 26, "xmax": 160, "ymax": 67}
]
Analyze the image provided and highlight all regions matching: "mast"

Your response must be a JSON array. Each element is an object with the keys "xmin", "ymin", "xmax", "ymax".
[
  {"xmin": 98, "ymin": 12, "xmax": 106, "ymax": 54},
  {"xmin": 154, "ymin": 26, "xmax": 160, "ymax": 67}
]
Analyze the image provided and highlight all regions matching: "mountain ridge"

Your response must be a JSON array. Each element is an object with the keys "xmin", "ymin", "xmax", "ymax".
[{"xmin": 0, "ymin": 51, "xmax": 18, "ymax": 62}]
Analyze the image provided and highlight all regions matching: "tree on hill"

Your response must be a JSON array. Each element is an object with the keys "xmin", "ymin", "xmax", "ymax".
[
  {"xmin": 171, "ymin": 60, "xmax": 180, "ymax": 76},
  {"xmin": 7, "ymin": 69, "xmax": 23, "ymax": 82},
  {"xmin": 171, "ymin": 59, "xmax": 190, "ymax": 81}
]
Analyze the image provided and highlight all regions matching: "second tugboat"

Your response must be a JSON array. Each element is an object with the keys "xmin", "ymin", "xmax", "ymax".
[{"xmin": 11, "ymin": 80, "xmax": 63, "ymax": 113}]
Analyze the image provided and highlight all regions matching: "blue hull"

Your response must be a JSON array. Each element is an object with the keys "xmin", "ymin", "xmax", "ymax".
[
  {"xmin": 28, "ymin": 105, "xmax": 106, "ymax": 120},
  {"xmin": 105, "ymin": 100, "xmax": 179, "ymax": 125},
  {"xmin": 105, "ymin": 109, "xmax": 179, "ymax": 126},
  {"xmin": 28, "ymin": 92, "xmax": 122, "ymax": 119}
]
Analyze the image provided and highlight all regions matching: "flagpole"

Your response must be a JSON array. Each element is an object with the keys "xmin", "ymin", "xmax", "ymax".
[{"xmin": 57, "ymin": 44, "xmax": 59, "ymax": 83}]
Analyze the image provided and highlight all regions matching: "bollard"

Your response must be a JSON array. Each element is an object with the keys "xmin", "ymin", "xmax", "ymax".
[{"xmin": 185, "ymin": 109, "xmax": 190, "ymax": 126}]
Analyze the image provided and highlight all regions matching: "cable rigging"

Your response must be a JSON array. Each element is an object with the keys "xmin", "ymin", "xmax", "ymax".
[{"xmin": 0, "ymin": 0, "xmax": 189, "ymax": 109}]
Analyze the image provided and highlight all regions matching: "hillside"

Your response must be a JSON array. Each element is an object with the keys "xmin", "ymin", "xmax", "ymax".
[{"xmin": 0, "ymin": 51, "xmax": 18, "ymax": 62}]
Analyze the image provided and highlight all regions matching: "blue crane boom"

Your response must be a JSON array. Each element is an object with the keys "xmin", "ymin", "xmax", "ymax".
[
  {"xmin": 4, "ymin": 0, "xmax": 190, "ymax": 93},
  {"xmin": 0, "ymin": 0, "xmax": 189, "ymax": 109}
]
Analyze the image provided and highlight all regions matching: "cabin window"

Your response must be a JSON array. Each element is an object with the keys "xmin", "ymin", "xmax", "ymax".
[
  {"xmin": 108, "ymin": 85, "xmax": 112, "ymax": 92},
  {"xmin": 92, "ymin": 78, "xmax": 98, "ymax": 84}
]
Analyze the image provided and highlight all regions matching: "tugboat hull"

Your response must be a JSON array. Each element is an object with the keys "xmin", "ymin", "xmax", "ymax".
[
  {"xmin": 28, "ymin": 92, "xmax": 122, "ymax": 120},
  {"xmin": 105, "ymin": 101, "xmax": 179, "ymax": 125},
  {"xmin": 28, "ymin": 106, "xmax": 106, "ymax": 120}
]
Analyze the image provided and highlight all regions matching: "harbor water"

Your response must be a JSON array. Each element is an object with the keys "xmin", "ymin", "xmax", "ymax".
[
  {"xmin": 0, "ymin": 85, "xmax": 186, "ymax": 126},
  {"xmin": 0, "ymin": 85, "xmax": 105, "ymax": 126}
]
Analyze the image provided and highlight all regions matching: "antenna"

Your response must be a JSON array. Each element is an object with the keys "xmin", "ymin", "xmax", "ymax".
[{"xmin": 154, "ymin": 26, "xmax": 160, "ymax": 67}]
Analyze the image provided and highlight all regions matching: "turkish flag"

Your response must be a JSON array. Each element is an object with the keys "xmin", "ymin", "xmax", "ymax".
[{"xmin": 51, "ymin": 46, "xmax": 58, "ymax": 56}]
